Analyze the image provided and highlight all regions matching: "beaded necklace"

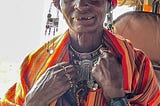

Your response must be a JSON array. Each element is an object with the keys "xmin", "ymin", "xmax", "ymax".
[
  {"xmin": 64, "ymin": 44, "xmax": 104, "ymax": 106},
  {"xmin": 69, "ymin": 44, "xmax": 102, "ymax": 90}
]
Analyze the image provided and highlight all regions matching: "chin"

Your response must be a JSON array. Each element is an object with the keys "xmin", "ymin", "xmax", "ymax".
[{"xmin": 74, "ymin": 26, "xmax": 101, "ymax": 33}]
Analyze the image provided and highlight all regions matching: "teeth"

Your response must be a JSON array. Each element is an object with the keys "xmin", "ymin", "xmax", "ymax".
[
  {"xmin": 87, "ymin": 17, "xmax": 92, "ymax": 19},
  {"xmin": 79, "ymin": 17, "xmax": 82, "ymax": 20},
  {"xmin": 73, "ymin": 16, "xmax": 94, "ymax": 20}
]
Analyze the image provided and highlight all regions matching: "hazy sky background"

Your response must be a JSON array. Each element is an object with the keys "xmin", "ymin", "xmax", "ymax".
[
  {"xmin": 0, "ymin": 0, "xmax": 134, "ymax": 98},
  {"xmin": 0, "ymin": 0, "xmax": 43, "ymax": 63}
]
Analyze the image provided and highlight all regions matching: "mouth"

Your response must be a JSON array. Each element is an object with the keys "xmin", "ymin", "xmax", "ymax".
[{"xmin": 72, "ymin": 16, "xmax": 95, "ymax": 21}]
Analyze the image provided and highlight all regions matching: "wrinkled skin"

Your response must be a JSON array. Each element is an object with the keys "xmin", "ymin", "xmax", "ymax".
[
  {"xmin": 92, "ymin": 48, "xmax": 125, "ymax": 102},
  {"xmin": 24, "ymin": 62, "xmax": 77, "ymax": 106},
  {"xmin": 59, "ymin": 0, "xmax": 111, "ymax": 52},
  {"xmin": 24, "ymin": 0, "xmax": 125, "ymax": 105}
]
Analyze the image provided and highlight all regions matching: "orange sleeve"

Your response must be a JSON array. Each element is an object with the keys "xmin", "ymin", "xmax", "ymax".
[
  {"xmin": 0, "ymin": 34, "xmax": 67, "ymax": 106},
  {"xmin": 104, "ymin": 30, "xmax": 160, "ymax": 106},
  {"xmin": 127, "ymin": 43, "xmax": 160, "ymax": 105}
]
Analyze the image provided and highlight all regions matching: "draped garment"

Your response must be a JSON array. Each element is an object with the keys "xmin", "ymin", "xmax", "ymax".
[{"xmin": 1, "ymin": 29, "xmax": 160, "ymax": 106}]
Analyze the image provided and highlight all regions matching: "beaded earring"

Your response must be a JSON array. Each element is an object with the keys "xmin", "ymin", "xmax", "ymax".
[
  {"xmin": 104, "ymin": 1, "xmax": 114, "ymax": 31},
  {"xmin": 104, "ymin": 12, "xmax": 113, "ymax": 31},
  {"xmin": 45, "ymin": 1, "xmax": 59, "ymax": 54}
]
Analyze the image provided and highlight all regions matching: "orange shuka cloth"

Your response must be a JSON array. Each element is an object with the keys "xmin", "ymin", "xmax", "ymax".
[{"xmin": 1, "ymin": 29, "xmax": 160, "ymax": 106}]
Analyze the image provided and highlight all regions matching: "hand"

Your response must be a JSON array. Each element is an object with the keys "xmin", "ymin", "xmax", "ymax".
[
  {"xmin": 91, "ymin": 48, "xmax": 125, "ymax": 101},
  {"xmin": 24, "ymin": 62, "xmax": 77, "ymax": 106}
]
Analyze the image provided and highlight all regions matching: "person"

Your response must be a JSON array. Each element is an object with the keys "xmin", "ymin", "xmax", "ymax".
[{"xmin": 0, "ymin": 0, "xmax": 160, "ymax": 105}]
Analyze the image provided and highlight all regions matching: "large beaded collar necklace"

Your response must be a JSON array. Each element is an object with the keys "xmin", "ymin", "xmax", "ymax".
[
  {"xmin": 69, "ymin": 44, "xmax": 102, "ymax": 90},
  {"xmin": 64, "ymin": 44, "xmax": 103, "ymax": 105}
]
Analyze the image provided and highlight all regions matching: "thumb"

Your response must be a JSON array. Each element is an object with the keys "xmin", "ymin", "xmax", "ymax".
[{"xmin": 99, "ymin": 47, "xmax": 112, "ymax": 58}]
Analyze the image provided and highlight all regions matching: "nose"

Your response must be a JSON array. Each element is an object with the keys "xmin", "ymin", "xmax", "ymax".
[{"xmin": 74, "ymin": 0, "xmax": 89, "ymax": 11}]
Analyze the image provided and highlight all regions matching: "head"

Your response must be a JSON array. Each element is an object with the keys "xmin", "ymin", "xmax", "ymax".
[{"xmin": 52, "ymin": 0, "xmax": 117, "ymax": 33}]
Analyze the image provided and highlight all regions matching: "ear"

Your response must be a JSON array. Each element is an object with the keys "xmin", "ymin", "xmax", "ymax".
[{"xmin": 53, "ymin": 0, "xmax": 60, "ymax": 10}]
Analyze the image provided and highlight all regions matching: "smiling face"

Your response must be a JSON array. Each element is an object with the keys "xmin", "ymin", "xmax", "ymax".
[{"xmin": 59, "ymin": 0, "xmax": 111, "ymax": 33}]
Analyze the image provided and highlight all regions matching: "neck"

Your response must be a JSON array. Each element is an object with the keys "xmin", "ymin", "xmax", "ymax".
[{"xmin": 69, "ymin": 29, "xmax": 104, "ymax": 53}]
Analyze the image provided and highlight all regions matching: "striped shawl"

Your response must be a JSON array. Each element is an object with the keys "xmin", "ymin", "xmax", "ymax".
[{"xmin": 1, "ymin": 29, "xmax": 160, "ymax": 106}]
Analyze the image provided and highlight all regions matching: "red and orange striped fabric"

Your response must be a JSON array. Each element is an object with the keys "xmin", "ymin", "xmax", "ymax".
[{"xmin": 1, "ymin": 29, "xmax": 160, "ymax": 106}]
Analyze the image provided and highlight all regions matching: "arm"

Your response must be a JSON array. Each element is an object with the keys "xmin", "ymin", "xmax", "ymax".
[
  {"xmin": 91, "ymin": 45, "xmax": 160, "ymax": 105},
  {"xmin": 0, "ymin": 54, "xmax": 77, "ymax": 106},
  {"xmin": 129, "ymin": 50, "xmax": 160, "ymax": 105}
]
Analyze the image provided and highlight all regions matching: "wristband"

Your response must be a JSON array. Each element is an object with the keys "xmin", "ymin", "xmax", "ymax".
[{"xmin": 110, "ymin": 96, "xmax": 129, "ymax": 106}]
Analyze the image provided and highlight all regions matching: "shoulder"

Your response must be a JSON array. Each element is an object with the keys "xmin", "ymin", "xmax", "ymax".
[
  {"xmin": 19, "ymin": 33, "xmax": 65, "ymax": 88},
  {"xmin": 28, "ymin": 34, "xmax": 63, "ymax": 60},
  {"xmin": 106, "ymin": 30, "xmax": 135, "ymax": 52},
  {"xmin": 113, "ymin": 32, "xmax": 147, "ymax": 64},
  {"xmin": 111, "ymin": 32, "xmax": 149, "ymax": 62},
  {"xmin": 106, "ymin": 30, "xmax": 149, "ymax": 69}
]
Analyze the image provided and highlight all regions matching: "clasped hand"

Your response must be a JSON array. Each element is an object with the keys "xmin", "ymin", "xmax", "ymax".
[
  {"xmin": 91, "ymin": 48, "xmax": 125, "ymax": 101},
  {"xmin": 25, "ymin": 48, "xmax": 125, "ymax": 105},
  {"xmin": 24, "ymin": 62, "xmax": 77, "ymax": 106}
]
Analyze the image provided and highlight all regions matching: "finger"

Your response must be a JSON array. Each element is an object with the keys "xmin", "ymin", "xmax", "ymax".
[
  {"xmin": 45, "ymin": 77, "xmax": 70, "ymax": 104},
  {"xmin": 94, "ymin": 54, "xmax": 108, "ymax": 70},
  {"xmin": 100, "ymin": 60, "xmax": 111, "ymax": 81},
  {"xmin": 57, "ymin": 63, "xmax": 76, "ymax": 79},
  {"xmin": 48, "ymin": 62, "xmax": 76, "ymax": 87},
  {"xmin": 58, "ymin": 65, "xmax": 76, "ymax": 87},
  {"xmin": 47, "ymin": 62, "xmax": 71, "ymax": 75},
  {"xmin": 47, "ymin": 71, "xmax": 71, "ymax": 92},
  {"xmin": 99, "ymin": 48, "xmax": 120, "ymax": 66},
  {"xmin": 58, "ymin": 64, "xmax": 76, "ymax": 82},
  {"xmin": 64, "ymin": 69, "xmax": 76, "ymax": 85},
  {"xmin": 43, "ymin": 70, "xmax": 66, "ymax": 88},
  {"xmin": 99, "ymin": 47, "xmax": 111, "ymax": 54},
  {"xmin": 99, "ymin": 48, "xmax": 114, "ymax": 58},
  {"xmin": 54, "ymin": 62, "xmax": 69, "ymax": 71},
  {"xmin": 48, "ymin": 63, "xmax": 76, "ymax": 82},
  {"xmin": 92, "ymin": 62, "xmax": 99, "ymax": 74},
  {"xmin": 63, "ymin": 65, "xmax": 75, "ymax": 73},
  {"xmin": 100, "ymin": 48, "xmax": 122, "ymax": 64},
  {"xmin": 57, "ymin": 62, "xmax": 70, "ymax": 67},
  {"xmin": 91, "ymin": 63, "xmax": 102, "ymax": 80},
  {"xmin": 57, "ymin": 62, "xmax": 75, "ymax": 73},
  {"xmin": 48, "ymin": 62, "xmax": 69, "ymax": 72}
]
